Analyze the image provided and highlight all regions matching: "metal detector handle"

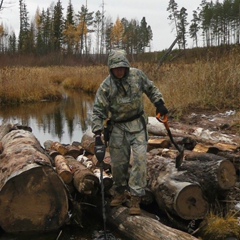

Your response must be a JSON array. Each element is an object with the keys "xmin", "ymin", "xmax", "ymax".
[
  {"xmin": 95, "ymin": 144, "xmax": 106, "ymax": 163},
  {"xmin": 95, "ymin": 135, "xmax": 106, "ymax": 163},
  {"xmin": 156, "ymin": 113, "xmax": 169, "ymax": 129}
]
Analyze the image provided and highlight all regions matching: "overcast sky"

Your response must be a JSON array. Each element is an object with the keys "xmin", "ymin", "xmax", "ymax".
[{"xmin": 0, "ymin": 0, "xmax": 205, "ymax": 51}]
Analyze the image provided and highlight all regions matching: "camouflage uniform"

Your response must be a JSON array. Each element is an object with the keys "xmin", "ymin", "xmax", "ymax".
[{"xmin": 92, "ymin": 49, "xmax": 164, "ymax": 197}]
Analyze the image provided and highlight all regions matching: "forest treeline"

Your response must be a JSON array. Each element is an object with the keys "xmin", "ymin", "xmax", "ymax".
[{"xmin": 0, "ymin": 0, "xmax": 240, "ymax": 59}]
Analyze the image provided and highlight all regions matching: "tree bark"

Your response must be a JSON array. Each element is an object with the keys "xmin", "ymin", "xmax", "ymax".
[
  {"xmin": 147, "ymin": 117, "xmax": 240, "ymax": 146},
  {"xmin": 65, "ymin": 155, "xmax": 99, "ymax": 195},
  {"xmin": 107, "ymin": 206, "xmax": 199, "ymax": 240},
  {"xmin": 0, "ymin": 128, "xmax": 69, "ymax": 233},
  {"xmin": 54, "ymin": 155, "xmax": 73, "ymax": 184},
  {"xmin": 81, "ymin": 130, "xmax": 95, "ymax": 154},
  {"xmin": 147, "ymin": 154, "xmax": 209, "ymax": 220},
  {"xmin": 147, "ymin": 150, "xmax": 237, "ymax": 220}
]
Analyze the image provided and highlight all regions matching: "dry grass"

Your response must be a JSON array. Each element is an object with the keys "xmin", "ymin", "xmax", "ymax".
[
  {"xmin": 0, "ymin": 52, "xmax": 239, "ymax": 119},
  {"xmin": 0, "ymin": 67, "xmax": 62, "ymax": 104},
  {"xmin": 199, "ymin": 212, "xmax": 240, "ymax": 240}
]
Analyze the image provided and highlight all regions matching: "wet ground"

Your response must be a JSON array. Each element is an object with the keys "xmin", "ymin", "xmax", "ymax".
[{"xmin": 0, "ymin": 205, "xmax": 124, "ymax": 240}]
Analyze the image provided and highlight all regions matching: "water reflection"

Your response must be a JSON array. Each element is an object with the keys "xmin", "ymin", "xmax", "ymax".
[{"xmin": 0, "ymin": 90, "xmax": 95, "ymax": 146}]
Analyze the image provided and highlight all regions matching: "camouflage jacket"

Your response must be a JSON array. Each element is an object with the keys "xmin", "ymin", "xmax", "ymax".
[{"xmin": 91, "ymin": 50, "xmax": 164, "ymax": 133}]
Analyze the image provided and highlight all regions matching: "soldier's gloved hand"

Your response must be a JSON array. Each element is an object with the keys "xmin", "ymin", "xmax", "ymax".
[{"xmin": 155, "ymin": 99, "xmax": 169, "ymax": 116}]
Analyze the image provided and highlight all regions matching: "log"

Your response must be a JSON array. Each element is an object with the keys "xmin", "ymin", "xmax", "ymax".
[
  {"xmin": 149, "ymin": 148, "xmax": 179, "ymax": 160},
  {"xmin": 76, "ymin": 154, "xmax": 94, "ymax": 169},
  {"xmin": 183, "ymin": 152, "xmax": 237, "ymax": 199},
  {"xmin": 0, "ymin": 141, "xmax": 2, "ymax": 154},
  {"xmin": 81, "ymin": 130, "xmax": 95, "ymax": 154},
  {"xmin": 0, "ymin": 123, "xmax": 13, "ymax": 140},
  {"xmin": 66, "ymin": 145, "xmax": 82, "ymax": 158},
  {"xmin": 0, "ymin": 128, "xmax": 69, "ymax": 233},
  {"xmin": 65, "ymin": 155, "xmax": 99, "ymax": 195},
  {"xmin": 217, "ymin": 151, "xmax": 240, "ymax": 171},
  {"xmin": 107, "ymin": 206, "xmax": 199, "ymax": 240},
  {"xmin": 147, "ymin": 151, "xmax": 236, "ymax": 219},
  {"xmin": 51, "ymin": 142, "xmax": 68, "ymax": 155},
  {"xmin": 93, "ymin": 168, "xmax": 113, "ymax": 192},
  {"xmin": 193, "ymin": 142, "xmax": 239, "ymax": 154},
  {"xmin": 147, "ymin": 154, "xmax": 209, "ymax": 220},
  {"xmin": 147, "ymin": 117, "xmax": 240, "ymax": 146},
  {"xmin": 193, "ymin": 143, "xmax": 219, "ymax": 154},
  {"xmin": 147, "ymin": 137, "xmax": 171, "ymax": 151},
  {"xmin": 54, "ymin": 155, "xmax": 73, "ymax": 184}
]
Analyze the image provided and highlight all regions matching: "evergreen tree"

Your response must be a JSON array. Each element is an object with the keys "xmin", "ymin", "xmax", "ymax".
[
  {"xmin": 167, "ymin": 0, "xmax": 179, "ymax": 37},
  {"xmin": 200, "ymin": 0, "xmax": 214, "ymax": 47},
  {"xmin": 177, "ymin": 7, "xmax": 188, "ymax": 49},
  {"xmin": 105, "ymin": 17, "xmax": 113, "ymax": 51},
  {"xmin": 35, "ymin": 8, "xmax": 45, "ymax": 55},
  {"xmin": 189, "ymin": 9, "xmax": 201, "ymax": 47},
  {"xmin": 63, "ymin": 0, "xmax": 76, "ymax": 54},
  {"xmin": 18, "ymin": 0, "xmax": 30, "ymax": 53},
  {"xmin": 52, "ymin": 0, "xmax": 64, "ymax": 51},
  {"xmin": 138, "ymin": 17, "xmax": 152, "ymax": 52},
  {"xmin": 0, "ymin": 23, "xmax": 6, "ymax": 52},
  {"xmin": 77, "ymin": 4, "xmax": 94, "ymax": 55},
  {"xmin": 93, "ymin": 10, "xmax": 102, "ymax": 54},
  {"xmin": 8, "ymin": 32, "xmax": 17, "ymax": 54}
]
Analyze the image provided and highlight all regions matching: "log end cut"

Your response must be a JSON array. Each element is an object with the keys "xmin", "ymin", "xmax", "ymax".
[
  {"xmin": 217, "ymin": 159, "xmax": 236, "ymax": 190},
  {"xmin": 0, "ymin": 166, "xmax": 69, "ymax": 233},
  {"xmin": 174, "ymin": 183, "xmax": 208, "ymax": 220}
]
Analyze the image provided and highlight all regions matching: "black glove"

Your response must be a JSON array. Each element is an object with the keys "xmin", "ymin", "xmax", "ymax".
[
  {"xmin": 94, "ymin": 130, "xmax": 102, "ymax": 137},
  {"xmin": 155, "ymin": 99, "xmax": 169, "ymax": 116},
  {"xmin": 95, "ymin": 133, "xmax": 104, "ymax": 146}
]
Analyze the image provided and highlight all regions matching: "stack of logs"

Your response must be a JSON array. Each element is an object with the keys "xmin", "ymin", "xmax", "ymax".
[{"xmin": 0, "ymin": 117, "xmax": 239, "ymax": 240}]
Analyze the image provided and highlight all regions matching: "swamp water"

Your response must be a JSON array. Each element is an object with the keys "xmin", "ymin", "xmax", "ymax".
[{"xmin": 0, "ymin": 90, "xmax": 124, "ymax": 240}]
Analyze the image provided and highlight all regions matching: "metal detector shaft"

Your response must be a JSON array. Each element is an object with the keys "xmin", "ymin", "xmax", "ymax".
[
  {"xmin": 95, "ymin": 143, "xmax": 107, "ymax": 240},
  {"xmin": 100, "ymin": 161, "xmax": 107, "ymax": 240}
]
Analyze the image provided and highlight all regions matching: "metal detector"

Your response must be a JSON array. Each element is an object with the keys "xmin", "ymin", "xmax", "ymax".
[{"xmin": 94, "ymin": 136, "xmax": 118, "ymax": 240}]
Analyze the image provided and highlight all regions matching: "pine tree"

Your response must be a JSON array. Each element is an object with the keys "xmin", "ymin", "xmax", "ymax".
[
  {"xmin": 63, "ymin": 0, "xmax": 76, "ymax": 54},
  {"xmin": 18, "ymin": 0, "xmax": 30, "ymax": 53},
  {"xmin": 77, "ymin": 4, "xmax": 94, "ymax": 55},
  {"xmin": 8, "ymin": 32, "xmax": 17, "ymax": 54},
  {"xmin": 53, "ymin": 0, "xmax": 64, "ymax": 51},
  {"xmin": 177, "ymin": 7, "xmax": 188, "ymax": 50},
  {"xmin": 93, "ymin": 10, "xmax": 102, "ymax": 54},
  {"xmin": 189, "ymin": 9, "xmax": 201, "ymax": 47},
  {"xmin": 138, "ymin": 17, "xmax": 152, "ymax": 53}
]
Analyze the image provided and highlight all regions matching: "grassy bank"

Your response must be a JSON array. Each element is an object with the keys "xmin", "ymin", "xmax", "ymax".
[
  {"xmin": 0, "ymin": 50, "xmax": 239, "ymax": 129},
  {"xmin": 1, "ymin": 55, "xmax": 239, "ymax": 110}
]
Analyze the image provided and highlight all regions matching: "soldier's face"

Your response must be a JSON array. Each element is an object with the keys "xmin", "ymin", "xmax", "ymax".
[{"xmin": 112, "ymin": 67, "xmax": 126, "ymax": 79}]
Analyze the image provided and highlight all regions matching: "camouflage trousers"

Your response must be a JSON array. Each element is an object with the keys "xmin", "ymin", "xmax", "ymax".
[{"xmin": 109, "ymin": 125, "xmax": 147, "ymax": 196}]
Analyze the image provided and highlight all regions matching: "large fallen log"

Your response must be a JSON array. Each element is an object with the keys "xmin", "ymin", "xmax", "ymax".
[
  {"xmin": 107, "ymin": 206, "xmax": 199, "ymax": 240},
  {"xmin": 0, "ymin": 128, "xmax": 69, "ymax": 233},
  {"xmin": 147, "ymin": 149, "xmax": 237, "ymax": 220},
  {"xmin": 147, "ymin": 117, "xmax": 240, "ymax": 146},
  {"xmin": 147, "ymin": 154, "xmax": 209, "ymax": 220}
]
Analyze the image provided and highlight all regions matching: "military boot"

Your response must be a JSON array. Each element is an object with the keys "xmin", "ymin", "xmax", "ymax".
[
  {"xmin": 110, "ymin": 192, "xmax": 127, "ymax": 207},
  {"xmin": 129, "ymin": 195, "xmax": 141, "ymax": 215}
]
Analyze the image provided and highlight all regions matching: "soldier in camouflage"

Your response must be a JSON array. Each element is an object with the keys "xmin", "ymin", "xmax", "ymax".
[{"xmin": 92, "ymin": 49, "xmax": 168, "ymax": 215}]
